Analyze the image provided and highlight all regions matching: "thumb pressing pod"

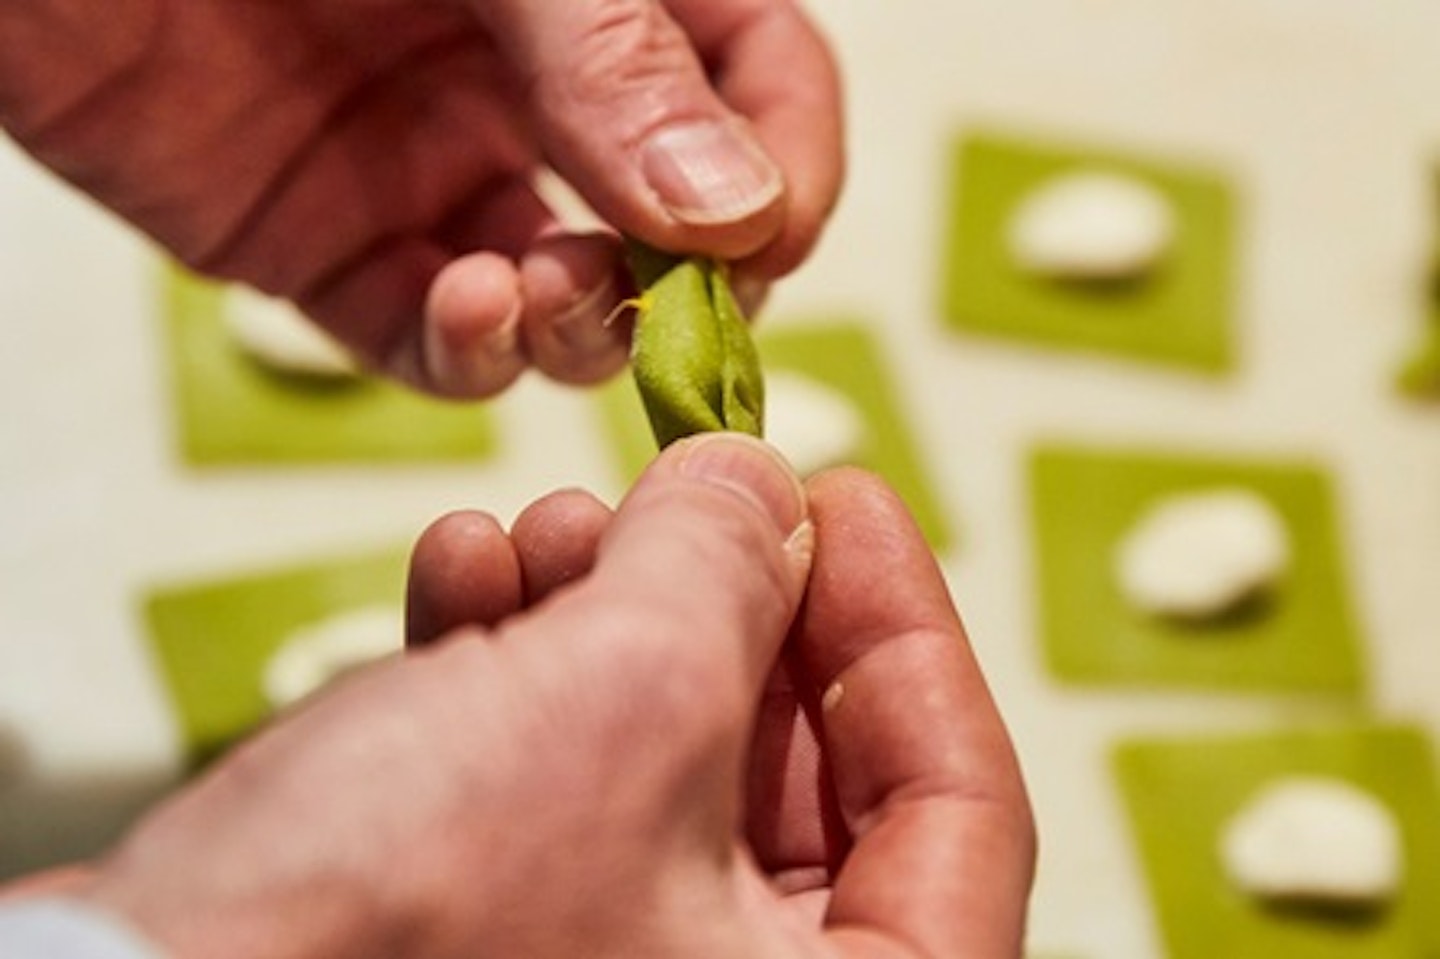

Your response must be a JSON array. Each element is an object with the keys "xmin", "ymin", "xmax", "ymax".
[{"xmin": 626, "ymin": 241, "xmax": 765, "ymax": 449}]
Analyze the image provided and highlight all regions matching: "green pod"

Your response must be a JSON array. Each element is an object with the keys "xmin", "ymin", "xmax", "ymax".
[{"xmin": 626, "ymin": 242, "xmax": 765, "ymax": 448}]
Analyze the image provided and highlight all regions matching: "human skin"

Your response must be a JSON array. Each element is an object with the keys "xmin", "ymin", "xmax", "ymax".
[
  {"xmin": 0, "ymin": 0, "xmax": 843, "ymax": 397},
  {"xmin": 11, "ymin": 435, "xmax": 1033, "ymax": 958}
]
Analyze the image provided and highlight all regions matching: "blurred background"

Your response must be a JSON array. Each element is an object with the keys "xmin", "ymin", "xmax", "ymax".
[{"xmin": 5, "ymin": 1, "xmax": 1440, "ymax": 956}]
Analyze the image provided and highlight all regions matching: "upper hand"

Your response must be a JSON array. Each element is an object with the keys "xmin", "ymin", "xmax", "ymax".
[{"xmin": 0, "ymin": 0, "xmax": 843, "ymax": 396}]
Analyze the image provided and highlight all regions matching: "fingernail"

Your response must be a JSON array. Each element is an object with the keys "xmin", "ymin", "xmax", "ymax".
[
  {"xmin": 424, "ymin": 304, "xmax": 521, "ymax": 392},
  {"xmin": 552, "ymin": 274, "xmax": 619, "ymax": 353},
  {"xmin": 676, "ymin": 433, "xmax": 806, "ymax": 539},
  {"xmin": 641, "ymin": 120, "xmax": 783, "ymax": 225}
]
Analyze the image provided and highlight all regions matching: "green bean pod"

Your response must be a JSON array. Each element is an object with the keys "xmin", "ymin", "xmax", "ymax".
[{"xmin": 626, "ymin": 242, "xmax": 765, "ymax": 449}]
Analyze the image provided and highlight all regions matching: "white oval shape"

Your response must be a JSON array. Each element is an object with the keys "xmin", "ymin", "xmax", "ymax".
[
  {"xmin": 1221, "ymin": 776, "xmax": 1403, "ymax": 905},
  {"xmin": 1006, "ymin": 170, "xmax": 1175, "ymax": 281},
  {"xmin": 764, "ymin": 370, "xmax": 867, "ymax": 474},
  {"xmin": 263, "ymin": 605, "xmax": 402, "ymax": 710},
  {"xmin": 1116, "ymin": 488, "xmax": 1289, "ymax": 621},
  {"xmin": 224, "ymin": 285, "xmax": 359, "ymax": 378}
]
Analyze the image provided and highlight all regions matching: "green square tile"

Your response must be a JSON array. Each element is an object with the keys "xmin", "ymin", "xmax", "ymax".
[
  {"xmin": 160, "ymin": 265, "xmax": 498, "ymax": 465},
  {"xmin": 1396, "ymin": 170, "xmax": 1440, "ymax": 399},
  {"xmin": 941, "ymin": 131, "xmax": 1237, "ymax": 373},
  {"xmin": 1029, "ymin": 444, "xmax": 1364, "ymax": 693},
  {"xmin": 1114, "ymin": 724, "xmax": 1440, "ymax": 959},
  {"xmin": 1395, "ymin": 281, "xmax": 1440, "ymax": 398},
  {"xmin": 599, "ymin": 320, "xmax": 954, "ymax": 552},
  {"xmin": 142, "ymin": 549, "xmax": 407, "ymax": 763}
]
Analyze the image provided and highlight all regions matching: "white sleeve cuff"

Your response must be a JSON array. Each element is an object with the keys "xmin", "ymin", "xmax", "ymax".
[{"xmin": 0, "ymin": 899, "xmax": 163, "ymax": 959}]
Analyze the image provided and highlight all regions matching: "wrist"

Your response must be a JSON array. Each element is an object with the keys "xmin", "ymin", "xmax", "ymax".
[{"xmin": 75, "ymin": 839, "xmax": 411, "ymax": 959}]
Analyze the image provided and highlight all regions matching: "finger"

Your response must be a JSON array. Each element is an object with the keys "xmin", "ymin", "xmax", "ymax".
[
  {"xmin": 437, "ymin": 181, "xmax": 632, "ymax": 389},
  {"xmin": 420, "ymin": 251, "xmax": 528, "ymax": 397},
  {"xmin": 418, "ymin": 175, "xmax": 559, "ymax": 396},
  {"xmin": 475, "ymin": 0, "xmax": 787, "ymax": 260},
  {"xmin": 509, "ymin": 487, "xmax": 614, "ymax": 604},
  {"xmin": 201, "ymin": 43, "xmax": 547, "ymax": 395},
  {"xmin": 411, "ymin": 182, "xmax": 627, "ymax": 396},
  {"xmin": 746, "ymin": 652, "xmax": 848, "ymax": 893},
  {"xmin": 517, "ymin": 232, "xmax": 633, "ymax": 385},
  {"xmin": 500, "ymin": 435, "xmax": 812, "ymax": 774},
  {"xmin": 406, "ymin": 510, "xmax": 524, "ymax": 647},
  {"xmin": 665, "ymin": 0, "xmax": 846, "ymax": 279},
  {"xmin": 795, "ymin": 468, "xmax": 1035, "ymax": 959}
]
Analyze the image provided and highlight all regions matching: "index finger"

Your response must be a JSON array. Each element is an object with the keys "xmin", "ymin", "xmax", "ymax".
[{"xmin": 796, "ymin": 469, "xmax": 1035, "ymax": 959}]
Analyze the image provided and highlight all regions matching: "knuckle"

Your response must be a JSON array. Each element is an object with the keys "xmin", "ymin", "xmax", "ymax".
[{"xmin": 550, "ymin": 0, "xmax": 699, "ymax": 115}]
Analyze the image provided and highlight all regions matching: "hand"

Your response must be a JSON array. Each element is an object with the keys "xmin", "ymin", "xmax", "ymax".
[
  {"xmin": 0, "ymin": 0, "xmax": 843, "ymax": 396},
  {"xmin": 63, "ymin": 434, "xmax": 1033, "ymax": 959}
]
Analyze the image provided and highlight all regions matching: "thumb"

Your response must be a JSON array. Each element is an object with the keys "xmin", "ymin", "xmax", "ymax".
[
  {"xmin": 476, "ymin": 0, "xmax": 786, "ymax": 259},
  {"xmin": 508, "ymin": 434, "xmax": 812, "ymax": 731}
]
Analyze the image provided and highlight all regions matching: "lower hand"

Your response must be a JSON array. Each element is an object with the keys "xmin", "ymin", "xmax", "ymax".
[{"xmin": 60, "ymin": 434, "xmax": 1032, "ymax": 958}]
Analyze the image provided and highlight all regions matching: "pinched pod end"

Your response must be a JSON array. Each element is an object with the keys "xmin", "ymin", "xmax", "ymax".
[{"xmin": 625, "ymin": 241, "xmax": 765, "ymax": 449}]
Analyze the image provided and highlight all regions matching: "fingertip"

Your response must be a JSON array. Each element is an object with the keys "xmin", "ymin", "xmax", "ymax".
[
  {"xmin": 795, "ymin": 466, "xmax": 960, "ymax": 677},
  {"xmin": 406, "ymin": 509, "xmax": 523, "ymax": 647},
  {"xmin": 511, "ymin": 487, "xmax": 614, "ymax": 603},
  {"xmin": 804, "ymin": 467, "xmax": 923, "ymax": 551},
  {"xmin": 421, "ymin": 252, "xmax": 528, "ymax": 398},
  {"xmin": 803, "ymin": 465, "xmax": 893, "ymax": 507},
  {"xmin": 518, "ymin": 232, "xmax": 633, "ymax": 384}
]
